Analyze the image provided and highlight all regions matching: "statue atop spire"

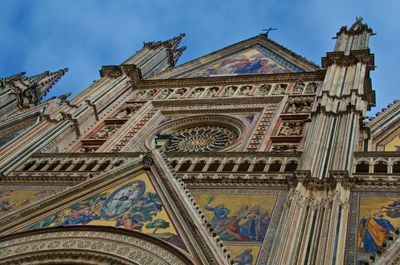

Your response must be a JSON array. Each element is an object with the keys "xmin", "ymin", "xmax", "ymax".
[{"xmin": 333, "ymin": 18, "xmax": 374, "ymax": 53}]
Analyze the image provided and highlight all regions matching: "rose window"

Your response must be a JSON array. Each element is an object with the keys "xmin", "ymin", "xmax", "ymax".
[{"xmin": 165, "ymin": 126, "xmax": 238, "ymax": 152}]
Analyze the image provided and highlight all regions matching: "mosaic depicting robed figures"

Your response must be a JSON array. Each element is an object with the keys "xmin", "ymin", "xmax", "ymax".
[
  {"xmin": 195, "ymin": 193, "xmax": 278, "ymax": 265},
  {"xmin": 0, "ymin": 187, "xmax": 64, "ymax": 216},
  {"xmin": 356, "ymin": 196, "xmax": 400, "ymax": 263},
  {"xmin": 184, "ymin": 45, "xmax": 299, "ymax": 78},
  {"xmin": 27, "ymin": 172, "xmax": 186, "ymax": 251}
]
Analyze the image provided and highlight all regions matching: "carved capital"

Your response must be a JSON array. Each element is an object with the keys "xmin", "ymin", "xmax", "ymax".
[{"xmin": 322, "ymin": 50, "xmax": 375, "ymax": 70}]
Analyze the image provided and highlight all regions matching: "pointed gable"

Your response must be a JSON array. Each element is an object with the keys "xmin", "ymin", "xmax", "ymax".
[
  {"xmin": 150, "ymin": 35, "xmax": 319, "ymax": 80},
  {"xmin": 25, "ymin": 170, "xmax": 188, "ymax": 252},
  {"xmin": 181, "ymin": 44, "xmax": 300, "ymax": 78}
]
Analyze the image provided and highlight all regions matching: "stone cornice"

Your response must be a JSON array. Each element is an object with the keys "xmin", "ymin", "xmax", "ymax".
[
  {"xmin": 165, "ymin": 151, "xmax": 302, "ymax": 158},
  {"xmin": 139, "ymin": 70, "xmax": 325, "ymax": 89},
  {"xmin": 152, "ymin": 96, "xmax": 283, "ymax": 107},
  {"xmin": 321, "ymin": 50, "xmax": 375, "ymax": 69},
  {"xmin": 354, "ymin": 151, "xmax": 400, "ymax": 157},
  {"xmin": 31, "ymin": 152, "xmax": 146, "ymax": 158},
  {"xmin": 351, "ymin": 175, "xmax": 400, "ymax": 190},
  {"xmin": 0, "ymin": 173, "xmax": 90, "ymax": 185}
]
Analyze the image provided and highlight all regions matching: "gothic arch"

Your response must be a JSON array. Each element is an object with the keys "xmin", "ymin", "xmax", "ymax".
[{"xmin": 0, "ymin": 226, "xmax": 193, "ymax": 265}]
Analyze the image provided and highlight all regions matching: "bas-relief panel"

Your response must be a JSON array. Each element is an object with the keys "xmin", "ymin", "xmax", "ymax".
[
  {"xmin": 27, "ymin": 172, "xmax": 187, "ymax": 251},
  {"xmin": 192, "ymin": 189, "xmax": 286, "ymax": 265},
  {"xmin": 183, "ymin": 45, "xmax": 299, "ymax": 78},
  {"xmin": 346, "ymin": 192, "xmax": 400, "ymax": 264},
  {"xmin": 0, "ymin": 186, "xmax": 65, "ymax": 216}
]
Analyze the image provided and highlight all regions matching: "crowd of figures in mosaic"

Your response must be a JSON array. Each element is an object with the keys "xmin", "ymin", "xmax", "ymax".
[
  {"xmin": 130, "ymin": 81, "xmax": 319, "ymax": 101},
  {"xmin": 0, "ymin": 187, "xmax": 64, "ymax": 216},
  {"xmin": 27, "ymin": 173, "xmax": 186, "ymax": 251}
]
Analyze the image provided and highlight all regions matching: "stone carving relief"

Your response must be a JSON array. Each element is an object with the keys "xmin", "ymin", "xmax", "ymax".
[
  {"xmin": 141, "ymin": 89, "xmax": 157, "ymax": 100},
  {"xmin": 272, "ymin": 84, "xmax": 287, "ymax": 95},
  {"xmin": 278, "ymin": 121, "xmax": 304, "ymax": 136},
  {"xmin": 170, "ymin": 88, "xmax": 187, "ymax": 99},
  {"xmin": 114, "ymin": 103, "xmax": 143, "ymax": 119},
  {"xmin": 0, "ymin": 230, "xmax": 190, "ymax": 265},
  {"xmin": 270, "ymin": 144, "xmax": 298, "ymax": 152},
  {"xmin": 246, "ymin": 103, "xmax": 278, "ymax": 151},
  {"xmin": 293, "ymin": 81, "xmax": 305, "ymax": 94},
  {"xmin": 285, "ymin": 98, "xmax": 312, "ymax": 114},
  {"xmin": 188, "ymin": 87, "xmax": 205, "ymax": 98},
  {"xmin": 91, "ymin": 124, "xmax": 120, "ymax": 139},
  {"xmin": 305, "ymin": 82, "xmax": 318, "ymax": 94},
  {"xmin": 256, "ymin": 84, "xmax": 272, "ymax": 96},
  {"xmin": 166, "ymin": 125, "xmax": 239, "ymax": 152},
  {"xmin": 222, "ymin": 86, "xmax": 237, "ymax": 97},
  {"xmin": 131, "ymin": 90, "xmax": 145, "ymax": 100},
  {"xmin": 237, "ymin": 85, "xmax": 252, "ymax": 96},
  {"xmin": 157, "ymin": 88, "xmax": 174, "ymax": 99},
  {"xmin": 80, "ymin": 146, "xmax": 99, "ymax": 153},
  {"xmin": 205, "ymin": 86, "xmax": 219, "ymax": 97}
]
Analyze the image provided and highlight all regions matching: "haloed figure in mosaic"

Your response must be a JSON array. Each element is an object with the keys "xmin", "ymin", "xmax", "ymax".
[
  {"xmin": 358, "ymin": 198, "xmax": 400, "ymax": 254},
  {"xmin": 233, "ymin": 248, "xmax": 254, "ymax": 265},
  {"xmin": 358, "ymin": 214, "xmax": 395, "ymax": 253},
  {"xmin": 204, "ymin": 196, "xmax": 270, "ymax": 241}
]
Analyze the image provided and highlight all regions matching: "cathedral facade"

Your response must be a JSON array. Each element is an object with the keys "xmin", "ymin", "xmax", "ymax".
[{"xmin": 0, "ymin": 19, "xmax": 399, "ymax": 265}]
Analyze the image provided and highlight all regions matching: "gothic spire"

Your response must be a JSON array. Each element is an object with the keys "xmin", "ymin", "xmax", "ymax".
[
  {"xmin": 0, "ymin": 68, "xmax": 68, "ymax": 118},
  {"xmin": 34, "ymin": 68, "xmax": 68, "ymax": 101},
  {"xmin": 143, "ymin": 33, "xmax": 186, "ymax": 50}
]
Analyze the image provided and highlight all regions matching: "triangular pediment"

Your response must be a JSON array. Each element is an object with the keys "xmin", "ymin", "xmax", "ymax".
[
  {"xmin": 0, "ymin": 159, "xmax": 189, "ymax": 254},
  {"xmin": 150, "ymin": 35, "xmax": 319, "ymax": 80}
]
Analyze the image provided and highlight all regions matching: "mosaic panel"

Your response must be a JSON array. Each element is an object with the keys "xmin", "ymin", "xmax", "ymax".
[
  {"xmin": 183, "ymin": 45, "xmax": 300, "ymax": 78},
  {"xmin": 0, "ymin": 186, "xmax": 65, "ymax": 217},
  {"xmin": 192, "ymin": 189, "xmax": 286, "ymax": 265},
  {"xmin": 27, "ymin": 172, "xmax": 186, "ymax": 251},
  {"xmin": 346, "ymin": 191, "xmax": 400, "ymax": 264}
]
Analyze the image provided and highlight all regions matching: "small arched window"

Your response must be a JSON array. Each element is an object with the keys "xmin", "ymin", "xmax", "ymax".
[
  {"xmin": 34, "ymin": 161, "xmax": 48, "ymax": 171},
  {"xmin": 284, "ymin": 161, "xmax": 298, "ymax": 172},
  {"xmin": 193, "ymin": 161, "xmax": 206, "ymax": 171},
  {"xmin": 47, "ymin": 161, "xmax": 61, "ymax": 171},
  {"xmin": 178, "ymin": 160, "xmax": 192, "ymax": 172},
  {"xmin": 84, "ymin": 161, "xmax": 98, "ymax": 171},
  {"xmin": 355, "ymin": 161, "xmax": 369, "ymax": 173},
  {"xmin": 374, "ymin": 161, "xmax": 388, "ymax": 173},
  {"xmin": 207, "ymin": 161, "xmax": 221, "ymax": 172},
  {"xmin": 237, "ymin": 161, "xmax": 251, "ymax": 172},
  {"xmin": 252, "ymin": 161, "xmax": 266, "ymax": 172},
  {"xmin": 268, "ymin": 161, "xmax": 281, "ymax": 172},
  {"xmin": 59, "ymin": 161, "xmax": 73, "ymax": 171},
  {"xmin": 222, "ymin": 161, "xmax": 235, "ymax": 172},
  {"xmin": 393, "ymin": 162, "xmax": 400, "ymax": 173},
  {"xmin": 72, "ymin": 161, "xmax": 85, "ymax": 171},
  {"xmin": 22, "ymin": 161, "xmax": 36, "ymax": 171}
]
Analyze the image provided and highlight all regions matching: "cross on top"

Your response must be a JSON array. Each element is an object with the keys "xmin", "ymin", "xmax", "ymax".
[{"xmin": 261, "ymin": 27, "xmax": 277, "ymax": 38}]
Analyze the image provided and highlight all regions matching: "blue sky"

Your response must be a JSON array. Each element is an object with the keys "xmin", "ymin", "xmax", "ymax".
[{"xmin": 0, "ymin": 0, "xmax": 399, "ymax": 117}]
